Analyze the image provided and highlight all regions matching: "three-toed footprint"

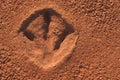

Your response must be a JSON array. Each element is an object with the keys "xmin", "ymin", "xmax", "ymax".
[{"xmin": 18, "ymin": 8, "xmax": 78, "ymax": 69}]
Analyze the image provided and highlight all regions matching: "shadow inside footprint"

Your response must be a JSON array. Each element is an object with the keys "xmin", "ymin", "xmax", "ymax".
[{"xmin": 18, "ymin": 8, "xmax": 74, "ymax": 50}]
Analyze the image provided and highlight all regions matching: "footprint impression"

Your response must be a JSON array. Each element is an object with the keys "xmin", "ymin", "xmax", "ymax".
[{"xmin": 18, "ymin": 8, "xmax": 78, "ymax": 69}]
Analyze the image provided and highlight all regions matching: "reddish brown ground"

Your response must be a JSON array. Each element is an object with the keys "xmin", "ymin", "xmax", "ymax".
[{"xmin": 0, "ymin": 0, "xmax": 120, "ymax": 80}]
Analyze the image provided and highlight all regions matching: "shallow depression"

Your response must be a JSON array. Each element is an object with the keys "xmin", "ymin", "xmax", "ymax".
[{"xmin": 18, "ymin": 8, "xmax": 78, "ymax": 69}]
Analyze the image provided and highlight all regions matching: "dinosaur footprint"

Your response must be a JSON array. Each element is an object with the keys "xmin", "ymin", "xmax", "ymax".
[{"xmin": 18, "ymin": 8, "xmax": 78, "ymax": 69}]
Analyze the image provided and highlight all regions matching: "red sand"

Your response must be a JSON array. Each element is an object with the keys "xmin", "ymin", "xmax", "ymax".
[{"xmin": 0, "ymin": 0, "xmax": 120, "ymax": 80}]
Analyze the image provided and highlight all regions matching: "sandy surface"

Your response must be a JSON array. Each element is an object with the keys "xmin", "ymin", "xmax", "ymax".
[{"xmin": 0, "ymin": 0, "xmax": 120, "ymax": 80}]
